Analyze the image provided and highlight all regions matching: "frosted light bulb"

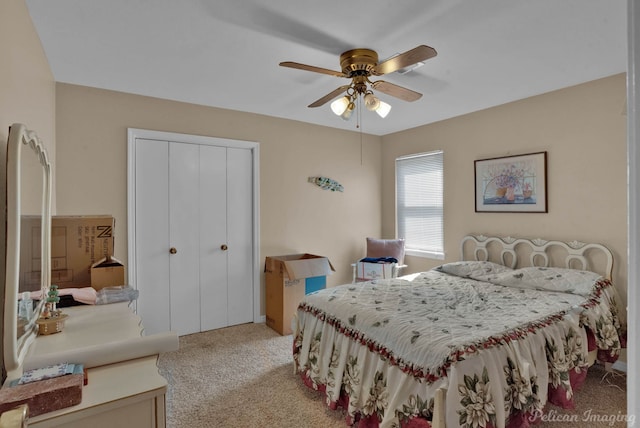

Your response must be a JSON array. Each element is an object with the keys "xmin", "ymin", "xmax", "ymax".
[
  {"xmin": 330, "ymin": 96, "xmax": 350, "ymax": 115},
  {"xmin": 375, "ymin": 101, "xmax": 391, "ymax": 118},
  {"xmin": 340, "ymin": 103, "xmax": 354, "ymax": 121},
  {"xmin": 364, "ymin": 93, "xmax": 380, "ymax": 111}
]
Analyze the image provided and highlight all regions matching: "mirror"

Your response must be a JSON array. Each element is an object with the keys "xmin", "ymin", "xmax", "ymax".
[{"xmin": 3, "ymin": 123, "xmax": 51, "ymax": 373}]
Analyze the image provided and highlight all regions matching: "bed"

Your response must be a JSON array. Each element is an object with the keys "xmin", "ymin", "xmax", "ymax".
[{"xmin": 292, "ymin": 235, "xmax": 626, "ymax": 428}]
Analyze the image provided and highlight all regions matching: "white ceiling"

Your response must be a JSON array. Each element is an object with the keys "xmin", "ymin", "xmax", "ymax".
[{"xmin": 26, "ymin": 0, "xmax": 627, "ymax": 136}]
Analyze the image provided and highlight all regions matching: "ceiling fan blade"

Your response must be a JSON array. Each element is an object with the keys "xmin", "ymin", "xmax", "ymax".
[
  {"xmin": 371, "ymin": 45, "xmax": 437, "ymax": 76},
  {"xmin": 279, "ymin": 61, "xmax": 347, "ymax": 78},
  {"xmin": 371, "ymin": 80, "xmax": 423, "ymax": 102},
  {"xmin": 308, "ymin": 85, "xmax": 351, "ymax": 107}
]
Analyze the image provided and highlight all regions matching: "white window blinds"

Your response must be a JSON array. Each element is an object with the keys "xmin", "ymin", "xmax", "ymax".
[{"xmin": 396, "ymin": 151, "xmax": 444, "ymax": 259}]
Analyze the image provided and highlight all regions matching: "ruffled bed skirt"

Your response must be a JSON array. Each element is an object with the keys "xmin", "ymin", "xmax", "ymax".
[{"xmin": 299, "ymin": 363, "xmax": 593, "ymax": 428}]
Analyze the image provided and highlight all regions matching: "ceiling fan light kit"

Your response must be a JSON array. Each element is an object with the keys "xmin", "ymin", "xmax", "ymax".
[{"xmin": 280, "ymin": 45, "xmax": 436, "ymax": 122}]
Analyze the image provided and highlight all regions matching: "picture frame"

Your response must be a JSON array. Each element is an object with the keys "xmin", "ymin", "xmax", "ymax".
[{"xmin": 474, "ymin": 151, "xmax": 547, "ymax": 213}]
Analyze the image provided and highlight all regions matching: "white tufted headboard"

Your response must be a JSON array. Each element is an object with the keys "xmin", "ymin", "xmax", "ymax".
[{"xmin": 460, "ymin": 235, "xmax": 614, "ymax": 280}]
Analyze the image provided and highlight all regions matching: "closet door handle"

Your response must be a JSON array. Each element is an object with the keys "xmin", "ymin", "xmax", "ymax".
[
  {"xmin": 169, "ymin": 247, "xmax": 177, "ymax": 254},
  {"xmin": 221, "ymin": 244, "xmax": 228, "ymax": 251}
]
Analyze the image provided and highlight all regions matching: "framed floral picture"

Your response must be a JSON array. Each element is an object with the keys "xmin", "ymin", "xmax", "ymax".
[{"xmin": 474, "ymin": 151, "xmax": 547, "ymax": 213}]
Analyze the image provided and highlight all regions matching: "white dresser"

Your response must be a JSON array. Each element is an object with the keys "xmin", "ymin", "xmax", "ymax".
[{"xmin": 6, "ymin": 302, "xmax": 177, "ymax": 428}]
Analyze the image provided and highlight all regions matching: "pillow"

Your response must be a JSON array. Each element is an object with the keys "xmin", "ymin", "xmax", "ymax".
[
  {"xmin": 488, "ymin": 266, "xmax": 603, "ymax": 296},
  {"xmin": 435, "ymin": 261, "xmax": 512, "ymax": 281},
  {"xmin": 366, "ymin": 238, "xmax": 405, "ymax": 265}
]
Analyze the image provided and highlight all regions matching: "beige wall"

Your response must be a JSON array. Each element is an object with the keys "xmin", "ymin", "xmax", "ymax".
[
  {"xmin": 0, "ymin": 0, "xmax": 56, "ymax": 167},
  {"xmin": 382, "ymin": 74, "xmax": 628, "ymax": 305},
  {"xmin": 50, "ymin": 75, "xmax": 633, "ymax": 316},
  {"xmin": 55, "ymin": 83, "xmax": 383, "ymax": 314},
  {"xmin": 1, "ymin": 0, "xmax": 56, "ymax": 376}
]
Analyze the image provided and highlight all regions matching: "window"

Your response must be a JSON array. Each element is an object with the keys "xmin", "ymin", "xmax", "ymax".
[{"xmin": 396, "ymin": 150, "xmax": 444, "ymax": 259}]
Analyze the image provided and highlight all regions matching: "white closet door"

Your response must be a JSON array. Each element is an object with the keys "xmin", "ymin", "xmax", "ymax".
[
  {"xmin": 169, "ymin": 142, "xmax": 201, "ymax": 336},
  {"xmin": 131, "ymin": 131, "xmax": 257, "ymax": 336},
  {"xmin": 199, "ymin": 145, "xmax": 228, "ymax": 330},
  {"xmin": 135, "ymin": 139, "xmax": 170, "ymax": 334},
  {"xmin": 227, "ymin": 148, "xmax": 254, "ymax": 325}
]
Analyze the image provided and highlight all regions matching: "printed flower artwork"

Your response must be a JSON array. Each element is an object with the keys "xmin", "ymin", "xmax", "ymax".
[
  {"xmin": 502, "ymin": 357, "xmax": 541, "ymax": 416},
  {"xmin": 545, "ymin": 337, "xmax": 574, "ymax": 400},
  {"xmin": 363, "ymin": 371, "xmax": 389, "ymax": 420},
  {"xmin": 325, "ymin": 347, "xmax": 341, "ymax": 402},
  {"xmin": 564, "ymin": 327, "xmax": 586, "ymax": 369},
  {"xmin": 397, "ymin": 394, "xmax": 434, "ymax": 424},
  {"xmin": 457, "ymin": 368, "xmax": 497, "ymax": 428},
  {"xmin": 485, "ymin": 160, "xmax": 534, "ymax": 197},
  {"xmin": 492, "ymin": 164, "xmax": 525, "ymax": 190},
  {"xmin": 344, "ymin": 355, "xmax": 361, "ymax": 402},
  {"xmin": 308, "ymin": 331, "xmax": 323, "ymax": 387},
  {"xmin": 475, "ymin": 152, "xmax": 546, "ymax": 210},
  {"xmin": 595, "ymin": 316, "xmax": 621, "ymax": 350}
]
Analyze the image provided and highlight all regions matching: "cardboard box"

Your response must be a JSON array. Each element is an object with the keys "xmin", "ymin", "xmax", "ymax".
[
  {"xmin": 91, "ymin": 256, "xmax": 126, "ymax": 290},
  {"xmin": 264, "ymin": 254, "xmax": 335, "ymax": 335},
  {"xmin": 355, "ymin": 261, "xmax": 396, "ymax": 282},
  {"xmin": 20, "ymin": 215, "xmax": 115, "ymax": 289}
]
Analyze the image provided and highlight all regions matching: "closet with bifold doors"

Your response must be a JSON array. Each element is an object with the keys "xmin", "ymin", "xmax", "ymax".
[{"xmin": 129, "ymin": 130, "xmax": 259, "ymax": 336}]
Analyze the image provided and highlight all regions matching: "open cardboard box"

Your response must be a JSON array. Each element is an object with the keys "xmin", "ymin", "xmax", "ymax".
[
  {"xmin": 264, "ymin": 253, "xmax": 335, "ymax": 335},
  {"xmin": 91, "ymin": 256, "xmax": 126, "ymax": 290}
]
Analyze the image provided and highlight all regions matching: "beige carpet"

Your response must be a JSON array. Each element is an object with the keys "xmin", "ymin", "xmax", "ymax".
[{"xmin": 157, "ymin": 323, "xmax": 628, "ymax": 428}]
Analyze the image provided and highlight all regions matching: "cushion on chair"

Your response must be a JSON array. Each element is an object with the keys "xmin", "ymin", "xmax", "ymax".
[{"xmin": 366, "ymin": 238, "xmax": 405, "ymax": 265}]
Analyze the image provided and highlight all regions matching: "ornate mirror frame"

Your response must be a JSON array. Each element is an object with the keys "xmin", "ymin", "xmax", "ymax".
[{"xmin": 3, "ymin": 123, "xmax": 52, "ymax": 373}]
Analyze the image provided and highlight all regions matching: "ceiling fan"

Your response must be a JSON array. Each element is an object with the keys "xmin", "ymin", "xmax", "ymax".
[{"xmin": 280, "ymin": 45, "xmax": 437, "ymax": 120}]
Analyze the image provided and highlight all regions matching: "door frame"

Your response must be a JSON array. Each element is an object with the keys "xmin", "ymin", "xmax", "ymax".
[
  {"xmin": 627, "ymin": 0, "xmax": 639, "ymax": 418},
  {"xmin": 126, "ymin": 128, "xmax": 262, "ymax": 324}
]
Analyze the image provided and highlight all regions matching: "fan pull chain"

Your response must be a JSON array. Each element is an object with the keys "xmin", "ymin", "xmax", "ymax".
[
  {"xmin": 356, "ymin": 93, "xmax": 362, "ymax": 129},
  {"xmin": 360, "ymin": 126, "xmax": 363, "ymax": 165},
  {"xmin": 358, "ymin": 94, "xmax": 363, "ymax": 165}
]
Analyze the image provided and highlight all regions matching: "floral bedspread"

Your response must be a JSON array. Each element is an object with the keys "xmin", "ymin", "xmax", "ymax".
[{"xmin": 293, "ymin": 262, "xmax": 625, "ymax": 428}]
